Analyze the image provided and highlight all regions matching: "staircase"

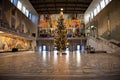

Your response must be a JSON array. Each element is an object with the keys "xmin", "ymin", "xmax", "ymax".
[{"xmin": 87, "ymin": 36, "xmax": 120, "ymax": 54}]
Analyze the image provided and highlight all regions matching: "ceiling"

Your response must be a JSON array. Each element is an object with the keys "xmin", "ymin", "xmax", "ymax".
[{"xmin": 29, "ymin": 0, "xmax": 93, "ymax": 14}]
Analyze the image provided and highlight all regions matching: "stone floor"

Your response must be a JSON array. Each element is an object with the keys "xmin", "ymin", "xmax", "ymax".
[{"xmin": 0, "ymin": 51, "xmax": 120, "ymax": 80}]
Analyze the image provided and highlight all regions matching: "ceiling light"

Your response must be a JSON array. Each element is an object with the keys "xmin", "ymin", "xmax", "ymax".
[{"xmin": 61, "ymin": 8, "xmax": 63, "ymax": 11}]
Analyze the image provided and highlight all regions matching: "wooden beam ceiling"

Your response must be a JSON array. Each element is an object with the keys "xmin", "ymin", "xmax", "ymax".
[{"xmin": 29, "ymin": 0, "xmax": 93, "ymax": 14}]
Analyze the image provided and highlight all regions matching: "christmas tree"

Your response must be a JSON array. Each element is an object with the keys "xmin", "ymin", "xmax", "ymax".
[{"xmin": 54, "ymin": 9, "xmax": 68, "ymax": 54}]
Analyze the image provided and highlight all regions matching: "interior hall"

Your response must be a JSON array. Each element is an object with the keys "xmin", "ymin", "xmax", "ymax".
[{"xmin": 0, "ymin": 0, "xmax": 120, "ymax": 80}]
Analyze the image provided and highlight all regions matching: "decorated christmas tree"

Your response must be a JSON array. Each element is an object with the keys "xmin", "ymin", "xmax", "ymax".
[{"xmin": 54, "ymin": 9, "xmax": 68, "ymax": 54}]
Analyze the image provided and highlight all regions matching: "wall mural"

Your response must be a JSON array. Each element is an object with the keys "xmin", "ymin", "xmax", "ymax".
[
  {"xmin": 38, "ymin": 14, "xmax": 85, "ymax": 37},
  {"xmin": 38, "ymin": 14, "xmax": 84, "ymax": 28},
  {"xmin": 0, "ymin": 35, "xmax": 32, "ymax": 51}
]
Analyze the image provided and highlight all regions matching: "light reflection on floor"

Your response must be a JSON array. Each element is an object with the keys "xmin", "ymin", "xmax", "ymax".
[
  {"xmin": 40, "ymin": 50, "xmax": 82, "ymax": 67},
  {"xmin": 76, "ymin": 51, "xmax": 81, "ymax": 67},
  {"xmin": 0, "ymin": 50, "xmax": 120, "ymax": 80},
  {"xmin": 53, "ymin": 50, "xmax": 58, "ymax": 64},
  {"xmin": 42, "ymin": 51, "xmax": 47, "ymax": 62},
  {"xmin": 38, "ymin": 45, "xmax": 86, "ymax": 53}
]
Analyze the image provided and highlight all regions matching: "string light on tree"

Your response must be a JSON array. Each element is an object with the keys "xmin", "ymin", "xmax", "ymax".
[{"xmin": 54, "ymin": 8, "xmax": 68, "ymax": 55}]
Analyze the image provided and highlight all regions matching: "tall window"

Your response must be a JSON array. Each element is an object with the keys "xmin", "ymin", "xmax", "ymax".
[
  {"xmin": 17, "ymin": 1, "xmax": 22, "ymax": 10},
  {"xmin": 28, "ymin": 13, "xmax": 32, "ymax": 19},
  {"xmin": 31, "ymin": 15, "xmax": 38, "ymax": 24},
  {"xmin": 9, "ymin": 0, "xmax": 38, "ymax": 24},
  {"xmin": 25, "ymin": 9, "xmax": 29, "ymax": 17},
  {"xmin": 10, "ymin": 0, "xmax": 13, "ymax": 3},
  {"xmin": 22, "ymin": 6, "xmax": 26, "ymax": 14},
  {"xmin": 105, "ymin": 0, "xmax": 112, "ymax": 5},
  {"xmin": 13, "ymin": 0, "xmax": 18, "ymax": 6},
  {"xmin": 94, "ymin": 8, "xmax": 97, "ymax": 16},
  {"xmin": 91, "ymin": 12, "xmax": 93, "ymax": 19},
  {"xmin": 97, "ymin": 4, "xmax": 101, "ymax": 13},
  {"xmin": 100, "ymin": 0, "xmax": 105, "ymax": 9},
  {"xmin": 88, "ymin": 0, "xmax": 112, "ymax": 22},
  {"xmin": 105, "ymin": 0, "xmax": 109, "ymax": 5}
]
